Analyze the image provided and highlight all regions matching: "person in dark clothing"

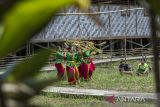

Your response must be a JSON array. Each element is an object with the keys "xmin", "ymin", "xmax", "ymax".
[{"xmin": 119, "ymin": 59, "xmax": 133, "ymax": 75}]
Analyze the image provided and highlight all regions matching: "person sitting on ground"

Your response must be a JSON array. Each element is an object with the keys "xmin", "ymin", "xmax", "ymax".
[
  {"xmin": 119, "ymin": 59, "xmax": 133, "ymax": 75},
  {"xmin": 136, "ymin": 59, "xmax": 149, "ymax": 76}
]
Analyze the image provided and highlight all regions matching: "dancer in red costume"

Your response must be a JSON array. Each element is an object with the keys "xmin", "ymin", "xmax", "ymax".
[
  {"xmin": 66, "ymin": 47, "xmax": 79, "ymax": 85},
  {"xmin": 52, "ymin": 52, "xmax": 65, "ymax": 79},
  {"xmin": 64, "ymin": 41, "xmax": 98, "ymax": 83},
  {"xmin": 74, "ymin": 47, "xmax": 84, "ymax": 79},
  {"xmin": 81, "ymin": 49, "xmax": 94, "ymax": 80}
]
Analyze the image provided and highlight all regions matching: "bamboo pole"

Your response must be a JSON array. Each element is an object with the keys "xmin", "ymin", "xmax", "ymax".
[{"xmin": 124, "ymin": 8, "xmax": 127, "ymax": 62}]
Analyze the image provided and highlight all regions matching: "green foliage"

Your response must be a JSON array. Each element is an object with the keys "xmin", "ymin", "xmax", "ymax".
[
  {"xmin": 0, "ymin": 0, "xmax": 90, "ymax": 58},
  {"xmin": 7, "ymin": 49, "xmax": 51, "ymax": 82},
  {"xmin": 0, "ymin": 0, "xmax": 91, "ymax": 107},
  {"xmin": 147, "ymin": 0, "xmax": 160, "ymax": 15},
  {"xmin": 0, "ymin": 0, "xmax": 20, "ymax": 19}
]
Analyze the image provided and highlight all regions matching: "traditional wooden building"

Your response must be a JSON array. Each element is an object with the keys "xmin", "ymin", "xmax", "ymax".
[{"xmin": 18, "ymin": 0, "xmax": 151, "ymax": 56}]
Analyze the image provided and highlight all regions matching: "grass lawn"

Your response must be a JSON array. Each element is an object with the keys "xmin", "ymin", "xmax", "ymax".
[
  {"xmin": 32, "ymin": 59, "xmax": 156, "ymax": 107},
  {"xmin": 30, "ymin": 94, "xmax": 156, "ymax": 107},
  {"xmin": 38, "ymin": 59, "xmax": 155, "ymax": 93}
]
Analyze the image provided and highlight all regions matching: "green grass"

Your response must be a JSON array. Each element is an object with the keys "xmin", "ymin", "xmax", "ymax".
[
  {"xmin": 32, "ymin": 59, "xmax": 156, "ymax": 107},
  {"xmin": 38, "ymin": 59, "xmax": 155, "ymax": 92},
  {"xmin": 30, "ymin": 94, "xmax": 156, "ymax": 107}
]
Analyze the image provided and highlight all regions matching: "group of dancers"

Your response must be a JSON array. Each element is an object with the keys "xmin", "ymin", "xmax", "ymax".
[{"xmin": 52, "ymin": 41, "xmax": 100, "ymax": 85}]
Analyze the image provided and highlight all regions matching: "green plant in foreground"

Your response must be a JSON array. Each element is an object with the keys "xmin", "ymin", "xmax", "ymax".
[{"xmin": 0, "ymin": 0, "xmax": 91, "ymax": 107}]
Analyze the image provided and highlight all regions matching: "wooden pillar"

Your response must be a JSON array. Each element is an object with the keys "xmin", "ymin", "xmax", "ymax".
[
  {"xmin": 121, "ymin": 39, "xmax": 123, "ymax": 56},
  {"xmin": 131, "ymin": 39, "xmax": 133, "ymax": 49},
  {"xmin": 110, "ymin": 39, "xmax": 112, "ymax": 62},
  {"xmin": 108, "ymin": 4, "xmax": 112, "ymax": 62},
  {"xmin": 28, "ymin": 43, "xmax": 31, "ymax": 55},
  {"xmin": 47, "ymin": 42, "xmax": 50, "ymax": 48},
  {"xmin": 140, "ymin": 38, "xmax": 143, "ymax": 48},
  {"xmin": 32, "ymin": 43, "xmax": 34, "ymax": 55},
  {"xmin": 124, "ymin": 11, "xmax": 127, "ymax": 61},
  {"xmin": 26, "ymin": 43, "xmax": 28, "ymax": 56}
]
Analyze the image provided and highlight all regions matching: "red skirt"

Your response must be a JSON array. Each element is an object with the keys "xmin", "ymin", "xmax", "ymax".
[
  {"xmin": 55, "ymin": 63, "xmax": 65, "ymax": 78},
  {"xmin": 89, "ymin": 59, "xmax": 95, "ymax": 78},
  {"xmin": 66, "ymin": 66, "xmax": 79, "ymax": 84},
  {"xmin": 88, "ymin": 63, "xmax": 93, "ymax": 78},
  {"xmin": 75, "ymin": 67, "xmax": 79, "ymax": 81},
  {"xmin": 78, "ymin": 64, "xmax": 83, "ymax": 78},
  {"xmin": 81, "ymin": 62, "xmax": 89, "ymax": 80},
  {"xmin": 89, "ymin": 59, "xmax": 95, "ymax": 71}
]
